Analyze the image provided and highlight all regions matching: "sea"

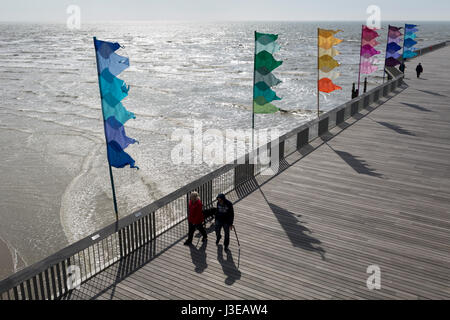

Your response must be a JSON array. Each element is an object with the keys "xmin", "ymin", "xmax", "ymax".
[{"xmin": 1, "ymin": 20, "xmax": 449, "ymax": 280}]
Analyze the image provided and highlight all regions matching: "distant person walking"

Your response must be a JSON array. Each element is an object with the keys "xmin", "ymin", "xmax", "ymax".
[
  {"xmin": 215, "ymin": 194, "xmax": 234, "ymax": 252},
  {"xmin": 416, "ymin": 63, "xmax": 424, "ymax": 78},
  {"xmin": 184, "ymin": 192, "xmax": 207, "ymax": 245},
  {"xmin": 399, "ymin": 61, "xmax": 406, "ymax": 73}
]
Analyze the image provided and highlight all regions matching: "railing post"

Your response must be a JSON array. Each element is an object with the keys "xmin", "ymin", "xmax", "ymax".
[
  {"xmin": 297, "ymin": 128, "xmax": 309, "ymax": 149},
  {"xmin": 318, "ymin": 118, "xmax": 329, "ymax": 136}
]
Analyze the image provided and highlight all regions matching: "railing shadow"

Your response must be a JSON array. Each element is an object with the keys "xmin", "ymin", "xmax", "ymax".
[
  {"xmin": 234, "ymin": 178, "xmax": 260, "ymax": 201},
  {"xmin": 60, "ymin": 221, "xmax": 188, "ymax": 300}
]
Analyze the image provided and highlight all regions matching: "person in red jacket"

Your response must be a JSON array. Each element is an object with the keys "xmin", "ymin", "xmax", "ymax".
[{"xmin": 184, "ymin": 192, "xmax": 208, "ymax": 245}]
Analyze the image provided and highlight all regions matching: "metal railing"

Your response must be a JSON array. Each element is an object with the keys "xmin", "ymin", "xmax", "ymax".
[
  {"xmin": 0, "ymin": 42, "xmax": 445, "ymax": 300},
  {"xmin": 414, "ymin": 41, "xmax": 448, "ymax": 56}
]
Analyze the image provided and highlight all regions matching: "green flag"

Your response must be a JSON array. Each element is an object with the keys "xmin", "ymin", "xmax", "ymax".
[
  {"xmin": 255, "ymin": 51, "xmax": 283, "ymax": 73},
  {"xmin": 253, "ymin": 32, "xmax": 283, "ymax": 115},
  {"xmin": 253, "ymin": 96, "xmax": 280, "ymax": 114}
]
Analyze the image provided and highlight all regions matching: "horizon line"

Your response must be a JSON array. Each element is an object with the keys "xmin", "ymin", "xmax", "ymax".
[{"xmin": 1, "ymin": 19, "xmax": 450, "ymax": 23}]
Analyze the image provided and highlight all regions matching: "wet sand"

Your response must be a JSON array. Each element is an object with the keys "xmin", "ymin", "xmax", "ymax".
[{"xmin": 0, "ymin": 238, "xmax": 14, "ymax": 280}]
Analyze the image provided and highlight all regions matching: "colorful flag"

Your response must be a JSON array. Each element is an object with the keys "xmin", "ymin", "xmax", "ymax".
[
  {"xmin": 361, "ymin": 44, "xmax": 381, "ymax": 58},
  {"xmin": 253, "ymin": 32, "xmax": 283, "ymax": 114},
  {"xmin": 319, "ymin": 47, "xmax": 340, "ymax": 58},
  {"xmin": 318, "ymin": 29, "xmax": 343, "ymax": 49},
  {"xmin": 94, "ymin": 38, "xmax": 138, "ymax": 169},
  {"xmin": 357, "ymin": 26, "xmax": 381, "ymax": 92},
  {"xmin": 403, "ymin": 24, "xmax": 419, "ymax": 59},
  {"xmin": 362, "ymin": 38, "xmax": 380, "ymax": 47},
  {"xmin": 385, "ymin": 26, "xmax": 403, "ymax": 68},
  {"xmin": 360, "ymin": 59, "xmax": 379, "ymax": 75},
  {"xmin": 318, "ymin": 29, "xmax": 342, "ymax": 94},
  {"xmin": 318, "ymin": 78, "xmax": 341, "ymax": 93}
]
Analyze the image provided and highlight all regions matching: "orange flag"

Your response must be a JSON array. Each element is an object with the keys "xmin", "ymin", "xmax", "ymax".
[
  {"xmin": 318, "ymin": 78, "xmax": 342, "ymax": 93},
  {"xmin": 318, "ymin": 28, "xmax": 342, "ymax": 94}
]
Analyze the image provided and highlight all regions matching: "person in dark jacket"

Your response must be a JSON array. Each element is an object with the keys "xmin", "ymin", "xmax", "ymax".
[
  {"xmin": 184, "ymin": 192, "xmax": 207, "ymax": 245},
  {"xmin": 215, "ymin": 194, "xmax": 234, "ymax": 252},
  {"xmin": 399, "ymin": 62, "xmax": 406, "ymax": 73},
  {"xmin": 416, "ymin": 63, "xmax": 424, "ymax": 78}
]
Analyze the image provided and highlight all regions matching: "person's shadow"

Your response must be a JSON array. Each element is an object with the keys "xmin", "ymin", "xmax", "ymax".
[
  {"xmin": 217, "ymin": 245, "xmax": 241, "ymax": 286},
  {"xmin": 189, "ymin": 241, "xmax": 208, "ymax": 274}
]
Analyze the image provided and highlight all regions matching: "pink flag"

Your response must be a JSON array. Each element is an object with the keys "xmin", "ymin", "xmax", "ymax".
[
  {"xmin": 361, "ymin": 62, "xmax": 378, "ymax": 74},
  {"xmin": 361, "ymin": 56, "xmax": 379, "ymax": 74},
  {"xmin": 358, "ymin": 25, "xmax": 381, "ymax": 85},
  {"xmin": 362, "ymin": 26, "xmax": 379, "ymax": 41},
  {"xmin": 362, "ymin": 39, "xmax": 380, "ymax": 47},
  {"xmin": 361, "ymin": 44, "xmax": 381, "ymax": 58}
]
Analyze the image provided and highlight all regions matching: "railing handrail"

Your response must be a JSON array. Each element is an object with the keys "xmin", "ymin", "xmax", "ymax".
[{"xmin": 0, "ymin": 41, "xmax": 446, "ymax": 298}]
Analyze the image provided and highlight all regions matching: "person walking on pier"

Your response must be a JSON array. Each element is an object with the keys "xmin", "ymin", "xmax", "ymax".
[
  {"xmin": 184, "ymin": 192, "xmax": 207, "ymax": 246},
  {"xmin": 416, "ymin": 63, "xmax": 424, "ymax": 78},
  {"xmin": 399, "ymin": 61, "xmax": 406, "ymax": 73},
  {"xmin": 215, "ymin": 194, "xmax": 234, "ymax": 252}
]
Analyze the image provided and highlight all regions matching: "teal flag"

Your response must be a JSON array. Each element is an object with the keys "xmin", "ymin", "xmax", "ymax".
[
  {"xmin": 253, "ymin": 32, "xmax": 283, "ymax": 114},
  {"xmin": 255, "ymin": 71, "xmax": 282, "ymax": 87},
  {"xmin": 404, "ymin": 24, "xmax": 419, "ymax": 59},
  {"xmin": 256, "ymin": 41, "xmax": 281, "ymax": 55}
]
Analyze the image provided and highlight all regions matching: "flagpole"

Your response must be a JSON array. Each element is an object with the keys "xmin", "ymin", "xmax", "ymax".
[
  {"xmin": 357, "ymin": 24, "xmax": 364, "ymax": 95},
  {"xmin": 252, "ymin": 31, "xmax": 256, "ymax": 152},
  {"xmin": 317, "ymin": 28, "xmax": 320, "ymax": 118},
  {"xmin": 402, "ymin": 23, "xmax": 407, "ymax": 62},
  {"xmin": 383, "ymin": 25, "xmax": 390, "ymax": 83},
  {"xmin": 93, "ymin": 37, "xmax": 120, "ymax": 223}
]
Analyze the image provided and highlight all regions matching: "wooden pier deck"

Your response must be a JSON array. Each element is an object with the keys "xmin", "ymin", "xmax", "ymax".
[{"xmin": 62, "ymin": 46, "xmax": 450, "ymax": 300}]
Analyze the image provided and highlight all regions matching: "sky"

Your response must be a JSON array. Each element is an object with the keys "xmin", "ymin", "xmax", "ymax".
[{"xmin": 0, "ymin": 0, "xmax": 449, "ymax": 22}]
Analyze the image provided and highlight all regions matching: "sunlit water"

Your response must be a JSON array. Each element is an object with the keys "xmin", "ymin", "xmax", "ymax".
[{"xmin": 0, "ymin": 21, "xmax": 449, "ymax": 279}]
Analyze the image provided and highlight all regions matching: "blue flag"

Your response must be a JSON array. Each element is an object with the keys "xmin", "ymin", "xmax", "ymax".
[
  {"xmin": 94, "ymin": 38, "xmax": 138, "ymax": 169},
  {"xmin": 404, "ymin": 24, "xmax": 419, "ymax": 59}
]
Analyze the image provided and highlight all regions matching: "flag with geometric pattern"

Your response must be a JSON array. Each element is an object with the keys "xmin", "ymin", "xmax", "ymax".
[
  {"xmin": 94, "ymin": 38, "xmax": 138, "ymax": 169},
  {"xmin": 253, "ymin": 32, "xmax": 283, "ymax": 114}
]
